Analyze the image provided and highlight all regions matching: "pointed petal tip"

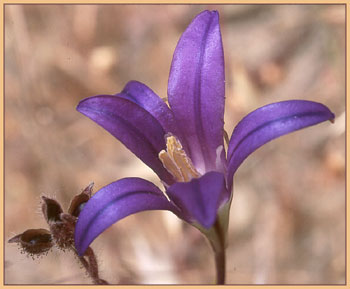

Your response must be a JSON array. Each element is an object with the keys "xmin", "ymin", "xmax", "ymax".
[
  {"xmin": 76, "ymin": 95, "xmax": 112, "ymax": 114},
  {"xmin": 76, "ymin": 96, "xmax": 92, "ymax": 115},
  {"xmin": 193, "ymin": 10, "xmax": 220, "ymax": 28},
  {"xmin": 76, "ymin": 95, "xmax": 98, "ymax": 113},
  {"xmin": 198, "ymin": 9, "xmax": 219, "ymax": 17},
  {"xmin": 318, "ymin": 102, "xmax": 335, "ymax": 123}
]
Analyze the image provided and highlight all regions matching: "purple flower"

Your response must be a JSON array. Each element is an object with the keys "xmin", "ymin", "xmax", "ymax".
[{"xmin": 74, "ymin": 10, "xmax": 334, "ymax": 258}]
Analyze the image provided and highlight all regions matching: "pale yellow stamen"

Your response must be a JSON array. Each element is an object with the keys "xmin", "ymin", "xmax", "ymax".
[{"xmin": 159, "ymin": 135, "xmax": 200, "ymax": 182}]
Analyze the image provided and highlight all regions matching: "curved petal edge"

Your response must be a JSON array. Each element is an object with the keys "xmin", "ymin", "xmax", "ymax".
[
  {"xmin": 227, "ymin": 100, "xmax": 335, "ymax": 186},
  {"xmin": 166, "ymin": 171, "xmax": 228, "ymax": 229},
  {"xmin": 168, "ymin": 10, "xmax": 225, "ymax": 173},
  {"xmin": 77, "ymin": 95, "xmax": 174, "ymax": 185},
  {"xmin": 119, "ymin": 81, "xmax": 181, "ymax": 138},
  {"xmin": 74, "ymin": 178, "xmax": 181, "ymax": 256}
]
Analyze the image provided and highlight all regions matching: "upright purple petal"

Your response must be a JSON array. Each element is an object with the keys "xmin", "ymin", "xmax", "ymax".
[
  {"xmin": 166, "ymin": 172, "xmax": 229, "ymax": 229},
  {"xmin": 119, "ymin": 81, "xmax": 182, "ymax": 139},
  {"xmin": 227, "ymin": 100, "xmax": 335, "ymax": 187},
  {"xmin": 77, "ymin": 95, "xmax": 174, "ymax": 184},
  {"xmin": 168, "ymin": 10, "xmax": 225, "ymax": 174},
  {"xmin": 74, "ymin": 178, "xmax": 181, "ymax": 256}
]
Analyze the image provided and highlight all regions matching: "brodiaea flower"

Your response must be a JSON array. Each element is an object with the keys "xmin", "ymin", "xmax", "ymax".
[{"xmin": 74, "ymin": 10, "xmax": 334, "ymax": 283}]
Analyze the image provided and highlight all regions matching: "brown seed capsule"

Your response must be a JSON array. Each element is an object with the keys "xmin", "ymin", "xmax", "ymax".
[
  {"xmin": 41, "ymin": 196, "xmax": 63, "ymax": 223},
  {"xmin": 8, "ymin": 229, "xmax": 53, "ymax": 255},
  {"xmin": 68, "ymin": 182, "xmax": 93, "ymax": 217}
]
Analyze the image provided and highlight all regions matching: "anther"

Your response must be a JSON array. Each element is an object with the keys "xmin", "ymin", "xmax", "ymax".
[{"xmin": 159, "ymin": 134, "xmax": 200, "ymax": 182}]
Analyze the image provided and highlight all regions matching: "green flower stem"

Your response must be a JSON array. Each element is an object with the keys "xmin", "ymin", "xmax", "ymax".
[
  {"xmin": 214, "ymin": 244, "xmax": 226, "ymax": 284},
  {"xmin": 213, "ymin": 217, "xmax": 226, "ymax": 285},
  {"xmin": 196, "ymin": 196, "xmax": 232, "ymax": 285},
  {"xmin": 197, "ymin": 213, "xmax": 228, "ymax": 284}
]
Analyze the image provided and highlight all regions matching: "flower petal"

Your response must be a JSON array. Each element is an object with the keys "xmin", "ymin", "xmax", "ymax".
[
  {"xmin": 74, "ymin": 178, "xmax": 181, "ymax": 256},
  {"xmin": 119, "ymin": 81, "xmax": 181, "ymax": 138},
  {"xmin": 77, "ymin": 95, "xmax": 174, "ymax": 184},
  {"xmin": 166, "ymin": 172, "xmax": 228, "ymax": 229},
  {"xmin": 168, "ymin": 10, "xmax": 225, "ymax": 173},
  {"xmin": 227, "ymin": 100, "xmax": 335, "ymax": 186}
]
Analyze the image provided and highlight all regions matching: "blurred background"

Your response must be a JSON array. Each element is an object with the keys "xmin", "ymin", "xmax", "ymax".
[{"xmin": 4, "ymin": 4, "xmax": 345, "ymax": 284}]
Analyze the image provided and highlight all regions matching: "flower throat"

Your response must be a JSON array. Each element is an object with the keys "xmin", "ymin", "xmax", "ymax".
[{"xmin": 159, "ymin": 134, "xmax": 200, "ymax": 182}]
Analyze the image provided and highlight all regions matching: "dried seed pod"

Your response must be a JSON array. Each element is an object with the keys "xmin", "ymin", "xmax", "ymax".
[
  {"xmin": 68, "ymin": 182, "xmax": 93, "ymax": 217},
  {"xmin": 8, "ymin": 229, "xmax": 53, "ymax": 256},
  {"xmin": 41, "ymin": 196, "xmax": 63, "ymax": 223}
]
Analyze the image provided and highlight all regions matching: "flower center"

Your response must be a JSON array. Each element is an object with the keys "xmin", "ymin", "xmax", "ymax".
[{"xmin": 159, "ymin": 134, "xmax": 200, "ymax": 182}]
